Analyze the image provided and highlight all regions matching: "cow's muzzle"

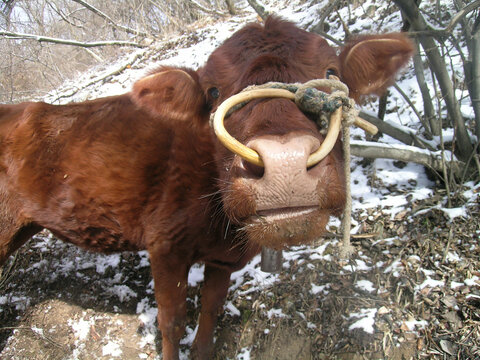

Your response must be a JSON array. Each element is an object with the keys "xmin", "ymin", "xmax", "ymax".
[{"xmin": 210, "ymin": 79, "xmax": 377, "ymax": 273}]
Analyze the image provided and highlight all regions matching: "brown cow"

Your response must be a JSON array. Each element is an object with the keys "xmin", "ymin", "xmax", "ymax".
[{"xmin": 0, "ymin": 17, "xmax": 412, "ymax": 360}]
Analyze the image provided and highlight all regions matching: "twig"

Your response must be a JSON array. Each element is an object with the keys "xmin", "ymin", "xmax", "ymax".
[
  {"xmin": 439, "ymin": 109, "xmax": 453, "ymax": 207},
  {"xmin": 460, "ymin": 141, "xmax": 480, "ymax": 183},
  {"xmin": 247, "ymin": 0, "xmax": 270, "ymax": 20},
  {"xmin": 0, "ymin": 326, "xmax": 67, "ymax": 350},
  {"xmin": 45, "ymin": 0, "xmax": 85, "ymax": 30},
  {"xmin": 0, "ymin": 31, "xmax": 146, "ymax": 48},
  {"xmin": 407, "ymin": 1, "xmax": 480, "ymax": 38},
  {"xmin": 359, "ymin": 111, "xmax": 435, "ymax": 151},
  {"xmin": 47, "ymin": 50, "xmax": 145, "ymax": 103},
  {"xmin": 442, "ymin": 225, "xmax": 454, "ymax": 263},
  {"xmin": 310, "ymin": 0, "xmax": 341, "ymax": 34},
  {"xmin": 350, "ymin": 140, "xmax": 465, "ymax": 177},
  {"xmin": 71, "ymin": 0, "xmax": 148, "ymax": 37},
  {"xmin": 445, "ymin": 0, "xmax": 480, "ymax": 34},
  {"xmin": 190, "ymin": 0, "xmax": 226, "ymax": 16},
  {"xmin": 392, "ymin": 83, "xmax": 427, "ymax": 130},
  {"xmin": 308, "ymin": 28, "xmax": 343, "ymax": 46},
  {"xmin": 335, "ymin": 9, "xmax": 352, "ymax": 39},
  {"xmin": 0, "ymin": 252, "xmax": 17, "ymax": 289}
]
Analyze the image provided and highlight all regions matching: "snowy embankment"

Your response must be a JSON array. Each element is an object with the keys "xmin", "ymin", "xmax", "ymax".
[{"xmin": 1, "ymin": 1, "xmax": 478, "ymax": 359}]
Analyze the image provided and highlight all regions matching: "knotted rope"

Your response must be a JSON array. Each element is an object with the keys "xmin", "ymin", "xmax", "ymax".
[{"xmin": 210, "ymin": 78, "xmax": 376, "ymax": 258}]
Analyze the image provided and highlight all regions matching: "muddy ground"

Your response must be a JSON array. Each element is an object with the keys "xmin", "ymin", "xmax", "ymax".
[{"xmin": 1, "ymin": 185, "xmax": 479, "ymax": 359}]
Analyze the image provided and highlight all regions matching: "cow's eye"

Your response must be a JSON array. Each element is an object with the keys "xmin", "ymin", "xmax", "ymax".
[
  {"xmin": 208, "ymin": 87, "xmax": 220, "ymax": 99},
  {"xmin": 326, "ymin": 69, "xmax": 337, "ymax": 79}
]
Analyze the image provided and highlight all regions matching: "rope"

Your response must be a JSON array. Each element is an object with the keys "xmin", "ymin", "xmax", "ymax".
[{"xmin": 212, "ymin": 79, "xmax": 357, "ymax": 258}]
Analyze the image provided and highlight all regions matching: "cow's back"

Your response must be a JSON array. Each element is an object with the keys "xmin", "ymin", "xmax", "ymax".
[{"xmin": 0, "ymin": 95, "xmax": 179, "ymax": 252}]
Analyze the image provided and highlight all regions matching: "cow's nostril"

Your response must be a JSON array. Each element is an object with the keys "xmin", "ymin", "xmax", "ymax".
[{"xmin": 242, "ymin": 158, "xmax": 265, "ymax": 179}]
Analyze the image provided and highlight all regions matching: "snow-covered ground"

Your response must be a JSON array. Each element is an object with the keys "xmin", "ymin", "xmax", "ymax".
[{"xmin": 1, "ymin": 1, "xmax": 479, "ymax": 359}]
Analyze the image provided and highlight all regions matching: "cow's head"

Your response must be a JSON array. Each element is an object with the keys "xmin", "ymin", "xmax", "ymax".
[
  {"xmin": 198, "ymin": 17, "xmax": 413, "ymax": 249},
  {"xmin": 131, "ymin": 17, "xmax": 413, "ymax": 250}
]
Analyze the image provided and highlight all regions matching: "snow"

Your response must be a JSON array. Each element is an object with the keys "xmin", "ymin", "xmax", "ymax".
[
  {"xmin": 451, "ymin": 281, "xmax": 464, "ymax": 289},
  {"xmin": 403, "ymin": 319, "xmax": 428, "ymax": 331},
  {"xmin": 102, "ymin": 341, "xmax": 122, "ymax": 357},
  {"xmin": 69, "ymin": 318, "xmax": 92, "ymax": 341},
  {"xmin": 1, "ymin": 0, "xmax": 478, "ymax": 358},
  {"xmin": 266, "ymin": 308, "xmax": 287, "ymax": 319},
  {"xmin": 135, "ymin": 296, "xmax": 158, "ymax": 349},
  {"xmin": 179, "ymin": 325, "xmax": 198, "ymax": 346},
  {"xmin": 311, "ymin": 283, "xmax": 329, "ymax": 295},
  {"xmin": 343, "ymin": 259, "xmax": 372, "ymax": 272},
  {"xmin": 225, "ymin": 301, "xmax": 241, "ymax": 316},
  {"xmin": 31, "ymin": 326, "xmax": 44, "ymax": 336},
  {"xmin": 415, "ymin": 203, "xmax": 468, "ymax": 221},
  {"xmin": 348, "ymin": 308, "xmax": 377, "ymax": 334},
  {"xmin": 415, "ymin": 278, "xmax": 445, "ymax": 291},
  {"xmin": 188, "ymin": 263, "xmax": 205, "ymax": 286},
  {"xmin": 355, "ymin": 280, "xmax": 376, "ymax": 293},
  {"xmin": 237, "ymin": 347, "xmax": 252, "ymax": 360},
  {"xmin": 465, "ymin": 276, "xmax": 480, "ymax": 287},
  {"xmin": 441, "ymin": 206, "xmax": 467, "ymax": 220},
  {"xmin": 384, "ymin": 259, "xmax": 403, "ymax": 277},
  {"xmin": 109, "ymin": 285, "xmax": 137, "ymax": 302}
]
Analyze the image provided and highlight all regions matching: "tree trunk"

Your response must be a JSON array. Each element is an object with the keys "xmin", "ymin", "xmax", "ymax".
[
  {"xmin": 412, "ymin": 39, "xmax": 439, "ymax": 136},
  {"xmin": 377, "ymin": 92, "xmax": 388, "ymax": 121},
  {"xmin": 393, "ymin": 0, "xmax": 473, "ymax": 161},
  {"xmin": 469, "ymin": 20, "xmax": 480, "ymax": 141},
  {"xmin": 350, "ymin": 140, "xmax": 464, "ymax": 177},
  {"xmin": 359, "ymin": 111, "xmax": 435, "ymax": 150},
  {"xmin": 0, "ymin": 31, "xmax": 145, "ymax": 48},
  {"xmin": 453, "ymin": 0, "xmax": 480, "ymax": 146},
  {"xmin": 225, "ymin": 0, "xmax": 237, "ymax": 15},
  {"xmin": 247, "ymin": 0, "xmax": 269, "ymax": 20}
]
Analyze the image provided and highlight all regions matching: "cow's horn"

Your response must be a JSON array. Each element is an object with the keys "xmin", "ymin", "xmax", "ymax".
[{"xmin": 212, "ymin": 88, "xmax": 342, "ymax": 168}]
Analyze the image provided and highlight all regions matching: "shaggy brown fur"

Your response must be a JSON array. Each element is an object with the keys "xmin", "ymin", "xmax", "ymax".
[{"xmin": 0, "ymin": 17, "xmax": 413, "ymax": 360}]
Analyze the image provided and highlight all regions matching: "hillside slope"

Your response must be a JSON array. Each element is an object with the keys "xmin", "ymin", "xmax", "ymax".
[{"xmin": 1, "ymin": 1, "xmax": 479, "ymax": 359}]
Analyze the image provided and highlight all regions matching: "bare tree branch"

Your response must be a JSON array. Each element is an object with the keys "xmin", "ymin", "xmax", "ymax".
[
  {"xmin": 190, "ymin": 0, "xmax": 226, "ymax": 16},
  {"xmin": 146, "ymin": 0, "xmax": 181, "ymax": 28},
  {"xmin": 359, "ymin": 111, "xmax": 435, "ymax": 151},
  {"xmin": 455, "ymin": 1, "xmax": 480, "ymax": 142},
  {"xmin": 310, "ymin": 0, "xmax": 341, "ymax": 34},
  {"xmin": 350, "ymin": 140, "xmax": 465, "ymax": 177},
  {"xmin": 225, "ymin": 0, "xmax": 237, "ymax": 15},
  {"xmin": 71, "ymin": 0, "xmax": 148, "ymax": 37},
  {"xmin": 411, "ymin": 39, "xmax": 439, "ymax": 136},
  {"xmin": 247, "ymin": 0, "xmax": 270, "ymax": 20},
  {"xmin": 392, "ymin": 83, "xmax": 425, "ymax": 128},
  {"xmin": 405, "ymin": 1, "xmax": 480, "ymax": 38},
  {"xmin": 445, "ymin": 0, "xmax": 480, "ymax": 33},
  {"xmin": 309, "ymin": 27, "xmax": 342, "ymax": 45},
  {"xmin": 45, "ymin": 0, "xmax": 85, "ymax": 30},
  {"xmin": 394, "ymin": 0, "xmax": 473, "ymax": 161},
  {"xmin": 471, "ymin": 21, "xmax": 480, "ymax": 141},
  {"xmin": 46, "ymin": 50, "xmax": 145, "ymax": 103},
  {"xmin": 0, "ymin": 30, "xmax": 146, "ymax": 48}
]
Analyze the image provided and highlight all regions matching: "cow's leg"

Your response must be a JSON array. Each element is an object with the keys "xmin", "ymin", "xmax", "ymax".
[
  {"xmin": 192, "ymin": 264, "xmax": 231, "ymax": 359},
  {"xmin": 149, "ymin": 253, "xmax": 189, "ymax": 360},
  {"xmin": 0, "ymin": 197, "xmax": 42, "ymax": 266}
]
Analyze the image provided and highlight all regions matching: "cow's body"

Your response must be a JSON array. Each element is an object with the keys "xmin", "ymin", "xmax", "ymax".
[{"xmin": 0, "ymin": 17, "xmax": 413, "ymax": 359}]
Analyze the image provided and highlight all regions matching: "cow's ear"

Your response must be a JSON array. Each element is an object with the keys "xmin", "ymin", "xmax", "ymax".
[
  {"xmin": 132, "ymin": 67, "xmax": 206, "ymax": 120},
  {"xmin": 339, "ymin": 34, "xmax": 414, "ymax": 101}
]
